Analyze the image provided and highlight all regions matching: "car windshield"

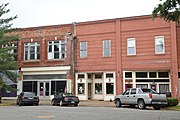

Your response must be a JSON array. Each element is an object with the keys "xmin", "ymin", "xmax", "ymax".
[
  {"xmin": 63, "ymin": 93, "xmax": 73, "ymax": 96},
  {"xmin": 24, "ymin": 92, "xmax": 36, "ymax": 97}
]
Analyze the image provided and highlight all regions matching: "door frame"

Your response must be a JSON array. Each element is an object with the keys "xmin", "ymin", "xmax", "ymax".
[{"xmin": 38, "ymin": 81, "xmax": 51, "ymax": 99}]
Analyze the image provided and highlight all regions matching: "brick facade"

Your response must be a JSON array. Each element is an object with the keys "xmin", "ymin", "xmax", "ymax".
[{"xmin": 8, "ymin": 15, "xmax": 180, "ymax": 100}]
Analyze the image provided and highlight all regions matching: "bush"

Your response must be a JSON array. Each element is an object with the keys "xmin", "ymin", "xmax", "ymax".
[{"xmin": 167, "ymin": 98, "xmax": 179, "ymax": 107}]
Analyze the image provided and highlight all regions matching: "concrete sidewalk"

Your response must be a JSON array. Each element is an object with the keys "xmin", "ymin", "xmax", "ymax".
[{"xmin": 39, "ymin": 100, "xmax": 115, "ymax": 107}]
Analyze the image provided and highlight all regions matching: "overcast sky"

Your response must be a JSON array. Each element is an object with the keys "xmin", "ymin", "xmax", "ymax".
[{"xmin": 1, "ymin": 0, "xmax": 160, "ymax": 28}]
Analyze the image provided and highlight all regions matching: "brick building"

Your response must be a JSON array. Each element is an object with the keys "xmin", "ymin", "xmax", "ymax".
[{"xmin": 7, "ymin": 15, "xmax": 180, "ymax": 100}]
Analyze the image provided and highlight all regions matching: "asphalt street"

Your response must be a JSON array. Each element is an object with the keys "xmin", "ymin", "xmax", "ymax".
[{"xmin": 0, "ymin": 106, "xmax": 180, "ymax": 120}]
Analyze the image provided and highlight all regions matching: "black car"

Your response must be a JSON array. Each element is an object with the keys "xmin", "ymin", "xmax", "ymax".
[
  {"xmin": 51, "ymin": 93, "xmax": 79, "ymax": 107},
  {"xmin": 16, "ymin": 92, "xmax": 39, "ymax": 106}
]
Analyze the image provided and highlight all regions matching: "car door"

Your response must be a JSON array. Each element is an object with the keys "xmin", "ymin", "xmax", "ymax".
[
  {"xmin": 120, "ymin": 89, "xmax": 130, "ymax": 104},
  {"xmin": 129, "ymin": 88, "xmax": 137, "ymax": 104}
]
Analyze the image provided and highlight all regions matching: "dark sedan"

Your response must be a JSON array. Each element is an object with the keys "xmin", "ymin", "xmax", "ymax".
[
  {"xmin": 16, "ymin": 92, "xmax": 39, "ymax": 106},
  {"xmin": 51, "ymin": 93, "xmax": 79, "ymax": 107}
]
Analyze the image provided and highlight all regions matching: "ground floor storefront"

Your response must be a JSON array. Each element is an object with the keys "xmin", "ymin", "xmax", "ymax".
[
  {"xmin": 123, "ymin": 71, "xmax": 171, "ymax": 94},
  {"xmin": 17, "ymin": 66, "xmax": 72, "ymax": 99},
  {"xmin": 75, "ymin": 72, "xmax": 116, "ymax": 101}
]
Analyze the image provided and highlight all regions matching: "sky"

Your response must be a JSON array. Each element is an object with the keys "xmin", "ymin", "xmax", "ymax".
[{"xmin": 1, "ymin": 0, "xmax": 161, "ymax": 28}]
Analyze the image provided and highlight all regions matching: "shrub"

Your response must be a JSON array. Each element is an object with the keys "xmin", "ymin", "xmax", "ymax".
[{"xmin": 167, "ymin": 98, "xmax": 179, "ymax": 107}]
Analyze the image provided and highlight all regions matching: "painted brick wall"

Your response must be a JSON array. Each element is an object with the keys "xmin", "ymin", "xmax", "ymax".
[
  {"xmin": 121, "ymin": 17, "xmax": 172, "ymax": 71},
  {"xmin": 76, "ymin": 21, "xmax": 117, "ymax": 72}
]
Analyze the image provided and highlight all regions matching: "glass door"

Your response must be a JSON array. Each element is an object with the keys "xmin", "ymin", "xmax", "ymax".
[{"xmin": 39, "ymin": 81, "xmax": 50, "ymax": 99}]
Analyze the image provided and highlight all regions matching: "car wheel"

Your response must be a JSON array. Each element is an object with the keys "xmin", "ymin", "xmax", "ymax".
[
  {"xmin": 35, "ymin": 103, "xmax": 39, "ymax": 106},
  {"xmin": 138, "ymin": 99, "xmax": 146, "ymax": 109},
  {"xmin": 59, "ymin": 101, "xmax": 63, "ymax": 107},
  {"xmin": 74, "ymin": 104, "xmax": 78, "ymax": 107},
  {"xmin": 115, "ymin": 99, "xmax": 122, "ymax": 107},
  {"xmin": 153, "ymin": 105, "xmax": 160, "ymax": 110}
]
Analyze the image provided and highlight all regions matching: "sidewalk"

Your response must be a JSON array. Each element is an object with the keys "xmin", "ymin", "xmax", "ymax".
[{"xmin": 39, "ymin": 99, "xmax": 115, "ymax": 107}]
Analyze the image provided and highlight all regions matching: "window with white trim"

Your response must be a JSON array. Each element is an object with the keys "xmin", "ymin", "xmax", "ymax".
[
  {"xmin": 80, "ymin": 42, "xmax": 87, "ymax": 58},
  {"xmin": 127, "ymin": 38, "xmax": 136, "ymax": 55},
  {"xmin": 24, "ymin": 42, "xmax": 40, "ymax": 60},
  {"xmin": 103, "ymin": 40, "xmax": 111, "ymax": 57},
  {"xmin": 155, "ymin": 36, "xmax": 165, "ymax": 54},
  {"xmin": 48, "ymin": 40, "xmax": 66, "ymax": 60}
]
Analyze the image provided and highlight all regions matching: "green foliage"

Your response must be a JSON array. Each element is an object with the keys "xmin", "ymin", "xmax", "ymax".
[
  {"xmin": 0, "ymin": 3, "xmax": 19, "ymax": 95},
  {"xmin": 167, "ymin": 97, "xmax": 179, "ymax": 106},
  {"xmin": 152, "ymin": 0, "xmax": 180, "ymax": 23}
]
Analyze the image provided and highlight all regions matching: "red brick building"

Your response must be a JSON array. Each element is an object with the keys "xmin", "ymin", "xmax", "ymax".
[{"xmin": 8, "ymin": 15, "xmax": 180, "ymax": 100}]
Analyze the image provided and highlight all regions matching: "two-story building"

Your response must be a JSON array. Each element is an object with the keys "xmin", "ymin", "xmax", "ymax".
[
  {"xmin": 75, "ymin": 15, "xmax": 180, "ymax": 101},
  {"xmin": 7, "ymin": 15, "xmax": 180, "ymax": 101}
]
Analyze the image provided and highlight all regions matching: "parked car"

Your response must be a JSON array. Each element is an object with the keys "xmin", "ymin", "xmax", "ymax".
[
  {"xmin": 51, "ymin": 93, "xmax": 79, "ymax": 107},
  {"xmin": 114, "ymin": 88, "xmax": 167, "ymax": 110},
  {"xmin": 17, "ymin": 92, "xmax": 39, "ymax": 106}
]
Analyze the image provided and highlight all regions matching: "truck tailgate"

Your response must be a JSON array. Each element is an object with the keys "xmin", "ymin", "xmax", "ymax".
[{"xmin": 152, "ymin": 93, "xmax": 167, "ymax": 102}]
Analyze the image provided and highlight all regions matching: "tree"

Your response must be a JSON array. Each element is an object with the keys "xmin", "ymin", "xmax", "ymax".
[
  {"xmin": 0, "ymin": 3, "xmax": 19, "ymax": 102},
  {"xmin": 152, "ymin": 0, "xmax": 180, "ymax": 23}
]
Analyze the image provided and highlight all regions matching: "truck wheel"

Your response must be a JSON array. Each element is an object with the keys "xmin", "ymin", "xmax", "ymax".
[
  {"xmin": 153, "ymin": 105, "xmax": 160, "ymax": 110},
  {"xmin": 115, "ymin": 99, "xmax": 122, "ymax": 107},
  {"xmin": 138, "ymin": 99, "xmax": 146, "ymax": 109}
]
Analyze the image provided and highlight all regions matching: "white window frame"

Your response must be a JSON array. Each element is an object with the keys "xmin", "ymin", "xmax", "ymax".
[
  {"xmin": 24, "ymin": 42, "xmax": 40, "ymax": 61},
  {"xmin": 127, "ymin": 38, "xmax": 136, "ymax": 55},
  {"xmin": 155, "ymin": 36, "xmax": 165, "ymax": 54},
  {"xmin": 103, "ymin": 40, "xmax": 111, "ymax": 57},
  {"xmin": 48, "ymin": 40, "xmax": 66, "ymax": 60},
  {"xmin": 80, "ymin": 42, "xmax": 87, "ymax": 58}
]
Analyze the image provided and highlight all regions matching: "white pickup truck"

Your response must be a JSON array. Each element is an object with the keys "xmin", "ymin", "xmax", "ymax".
[{"xmin": 114, "ymin": 88, "xmax": 167, "ymax": 110}]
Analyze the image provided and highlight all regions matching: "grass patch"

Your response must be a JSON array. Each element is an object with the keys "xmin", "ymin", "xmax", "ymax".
[{"xmin": 0, "ymin": 102, "xmax": 15, "ymax": 106}]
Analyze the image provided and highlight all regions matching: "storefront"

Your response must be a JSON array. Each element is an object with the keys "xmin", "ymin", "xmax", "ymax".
[
  {"xmin": 123, "ymin": 71, "xmax": 171, "ymax": 93},
  {"xmin": 17, "ymin": 66, "xmax": 72, "ymax": 99},
  {"xmin": 75, "ymin": 72, "xmax": 116, "ymax": 101}
]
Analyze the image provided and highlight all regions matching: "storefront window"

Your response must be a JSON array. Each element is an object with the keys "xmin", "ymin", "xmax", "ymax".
[
  {"xmin": 149, "ymin": 72, "xmax": 157, "ymax": 78},
  {"xmin": 125, "ymin": 72, "xmax": 132, "ymax": 78},
  {"xmin": 106, "ymin": 83, "xmax": 114, "ymax": 94},
  {"xmin": 136, "ymin": 72, "xmax": 147, "ymax": 78},
  {"xmin": 159, "ymin": 84, "xmax": 169, "ymax": 93},
  {"xmin": 78, "ymin": 74, "xmax": 85, "ymax": 79},
  {"xmin": 78, "ymin": 83, "xmax": 85, "ymax": 94},
  {"xmin": 23, "ymin": 81, "xmax": 37, "ymax": 94},
  {"xmin": 136, "ymin": 84, "xmax": 148, "ymax": 89},
  {"xmin": 158, "ymin": 72, "xmax": 169, "ymax": 78},
  {"xmin": 95, "ymin": 83, "xmax": 102, "ymax": 94}
]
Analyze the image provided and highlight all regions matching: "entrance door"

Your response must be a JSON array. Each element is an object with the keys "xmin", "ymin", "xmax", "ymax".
[{"xmin": 39, "ymin": 81, "xmax": 50, "ymax": 99}]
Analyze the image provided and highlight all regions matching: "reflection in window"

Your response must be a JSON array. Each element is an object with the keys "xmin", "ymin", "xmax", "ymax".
[
  {"xmin": 155, "ymin": 36, "xmax": 165, "ymax": 54},
  {"xmin": 103, "ymin": 40, "xmax": 111, "ymax": 57},
  {"xmin": 127, "ymin": 38, "xmax": 136, "ymax": 55},
  {"xmin": 24, "ymin": 42, "xmax": 40, "ymax": 60},
  {"xmin": 106, "ymin": 83, "xmax": 114, "ymax": 94},
  {"xmin": 159, "ymin": 84, "xmax": 169, "ymax": 93},
  {"xmin": 95, "ymin": 83, "xmax": 102, "ymax": 94},
  {"xmin": 80, "ymin": 42, "xmax": 87, "ymax": 58},
  {"xmin": 48, "ymin": 40, "xmax": 66, "ymax": 60},
  {"xmin": 78, "ymin": 83, "xmax": 85, "ymax": 94}
]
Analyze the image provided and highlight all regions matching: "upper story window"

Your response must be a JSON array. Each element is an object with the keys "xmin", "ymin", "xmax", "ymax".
[
  {"xmin": 155, "ymin": 36, "xmax": 165, "ymax": 54},
  {"xmin": 103, "ymin": 40, "xmax": 111, "ymax": 57},
  {"xmin": 80, "ymin": 42, "xmax": 87, "ymax": 58},
  {"xmin": 48, "ymin": 40, "xmax": 66, "ymax": 60},
  {"xmin": 127, "ymin": 38, "xmax": 136, "ymax": 55},
  {"xmin": 24, "ymin": 42, "xmax": 40, "ymax": 61},
  {"xmin": 2, "ymin": 42, "xmax": 18, "ymax": 61}
]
